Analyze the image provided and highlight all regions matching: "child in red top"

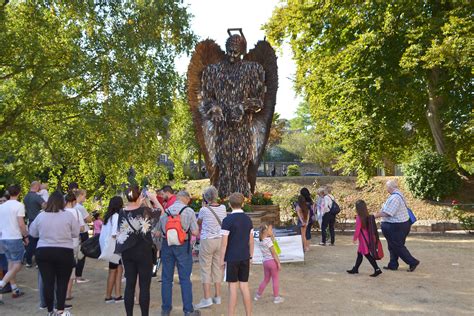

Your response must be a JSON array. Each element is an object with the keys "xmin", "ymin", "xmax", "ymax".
[
  {"xmin": 347, "ymin": 200, "xmax": 382, "ymax": 277},
  {"xmin": 92, "ymin": 212, "xmax": 103, "ymax": 236}
]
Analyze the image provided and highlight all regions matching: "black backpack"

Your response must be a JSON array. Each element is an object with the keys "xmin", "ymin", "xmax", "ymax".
[{"xmin": 328, "ymin": 197, "xmax": 341, "ymax": 215}]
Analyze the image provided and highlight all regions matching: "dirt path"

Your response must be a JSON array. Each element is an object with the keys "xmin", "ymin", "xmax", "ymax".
[{"xmin": 2, "ymin": 234, "xmax": 473, "ymax": 315}]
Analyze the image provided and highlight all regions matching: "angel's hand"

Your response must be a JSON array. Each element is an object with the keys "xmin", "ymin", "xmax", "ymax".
[
  {"xmin": 244, "ymin": 98, "xmax": 263, "ymax": 113},
  {"xmin": 207, "ymin": 105, "xmax": 224, "ymax": 122}
]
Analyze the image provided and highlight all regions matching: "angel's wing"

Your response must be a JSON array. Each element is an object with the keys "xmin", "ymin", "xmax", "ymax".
[
  {"xmin": 244, "ymin": 40, "xmax": 278, "ymax": 188},
  {"xmin": 187, "ymin": 39, "xmax": 226, "ymax": 179}
]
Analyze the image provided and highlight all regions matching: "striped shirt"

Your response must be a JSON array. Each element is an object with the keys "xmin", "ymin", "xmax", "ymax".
[
  {"xmin": 198, "ymin": 205, "xmax": 227, "ymax": 240},
  {"xmin": 381, "ymin": 190, "xmax": 410, "ymax": 223}
]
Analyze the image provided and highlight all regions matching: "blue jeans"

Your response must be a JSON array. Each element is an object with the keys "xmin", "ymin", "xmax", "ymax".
[
  {"xmin": 161, "ymin": 241, "xmax": 194, "ymax": 313},
  {"xmin": 381, "ymin": 221, "xmax": 419, "ymax": 269},
  {"xmin": 0, "ymin": 253, "xmax": 8, "ymax": 271},
  {"xmin": 25, "ymin": 236, "xmax": 39, "ymax": 265},
  {"xmin": 0, "ymin": 239, "xmax": 25, "ymax": 263}
]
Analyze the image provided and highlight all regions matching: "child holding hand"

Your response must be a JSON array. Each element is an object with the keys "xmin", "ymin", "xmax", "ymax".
[{"xmin": 255, "ymin": 223, "xmax": 284, "ymax": 304}]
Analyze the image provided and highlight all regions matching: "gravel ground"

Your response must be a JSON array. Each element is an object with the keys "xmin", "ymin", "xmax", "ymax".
[{"xmin": 1, "ymin": 233, "xmax": 473, "ymax": 316}]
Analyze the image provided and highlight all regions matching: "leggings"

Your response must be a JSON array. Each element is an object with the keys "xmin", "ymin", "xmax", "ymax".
[
  {"xmin": 122, "ymin": 242, "xmax": 153, "ymax": 316},
  {"xmin": 257, "ymin": 259, "xmax": 280, "ymax": 297},
  {"xmin": 36, "ymin": 247, "xmax": 74, "ymax": 313},
  {"xmin": 354, "ymin": 252, "xmax": 379, "ymax": 271}
]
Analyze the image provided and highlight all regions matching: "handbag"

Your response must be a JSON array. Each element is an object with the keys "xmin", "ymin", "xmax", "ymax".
[
  {"xmin": 392, "ymin": 193, "xmax": 417, "ymax": 225},
  {"xmin": 98, "ymin": 235, "xmax": 121, "ymax": 264},
  {"xmin": 80, "ymin": 234, "xmax": 101, "ymax": 259},
  {"xmin": 361, "ymin": 216, "xmax": 384, "ymax": 260},
  {"xmin": 272, "ymin": 238, "xmax": 281, "ymax": 255}
]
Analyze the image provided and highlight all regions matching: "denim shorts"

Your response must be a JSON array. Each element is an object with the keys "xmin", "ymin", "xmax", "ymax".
[{"xmin": 0, "ymin": 239, "xmax": 25, "ymax": 263}]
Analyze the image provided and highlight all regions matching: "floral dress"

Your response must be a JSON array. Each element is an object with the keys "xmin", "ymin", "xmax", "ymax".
[{"xmin": 115, "ymin": 206, "xmax": 159, "ymax": 254}]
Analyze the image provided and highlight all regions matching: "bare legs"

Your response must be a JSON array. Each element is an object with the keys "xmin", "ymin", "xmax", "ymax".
[
  {"xmin": 2, "ymin": 262, "xmax": 22, "ymax": 285},
  {"xmin": 228, "ymin": 281, "xmax": 252, "ymax": 316},
  {"xmin": 106, "ymin": 265, "xmax": 123, "ymax": 299},
  {"xmin": 300, "ymin": 226, "xmax": 309, "ymax": 252},
  {"xmin": 203, "ymin": 282, "xmax": 221, "ymax": 299}
]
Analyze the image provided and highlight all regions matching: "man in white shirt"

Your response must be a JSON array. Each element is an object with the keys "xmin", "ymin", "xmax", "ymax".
[
  {"xmin": 375, "ymin": 180, "xmax": 420, "ymax": 272},
  {"xmin": 320, "ymin": 187, "xmax": 336, "ymax": 246},
  {"xmin": 0, "ymin": 185, "xmax": 29, "ymax": 298}
]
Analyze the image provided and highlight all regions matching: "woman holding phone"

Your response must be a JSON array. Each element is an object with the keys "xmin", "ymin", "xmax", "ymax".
[{"xmin": 115, "ymin": 186, "xmax": 161, "ymax": 316}]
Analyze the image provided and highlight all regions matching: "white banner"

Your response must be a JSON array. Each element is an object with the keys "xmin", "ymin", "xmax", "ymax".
[{"xmin": 252, "ymin": 226, "xmax": 304, "ymax": 264}]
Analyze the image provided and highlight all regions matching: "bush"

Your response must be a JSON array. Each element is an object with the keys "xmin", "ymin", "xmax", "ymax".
[
  {"xmin": 287, "ymin": 164, "xmax": 301, "ymax": 176},
  {"xmin": 403, "ymin": 151, "xmax": 461, "ymax": 200},
  {"xmin": 452, "ymin": 206, "xmax": 474, "ymax": 233}
]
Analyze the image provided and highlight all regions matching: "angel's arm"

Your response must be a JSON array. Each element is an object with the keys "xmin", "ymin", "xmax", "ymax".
[
  {"xmin": 244, "ymin": 64, "xmax": 265, "ymax": 112},
  {"xmin": 200, "ymin": 67, "xmax": 221, "ymax": 119}
]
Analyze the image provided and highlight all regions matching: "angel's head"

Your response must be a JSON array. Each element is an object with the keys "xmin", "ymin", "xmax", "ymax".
[{"xmin": 226, "ymin": 34, "xmax": 246, "ymax": 63}]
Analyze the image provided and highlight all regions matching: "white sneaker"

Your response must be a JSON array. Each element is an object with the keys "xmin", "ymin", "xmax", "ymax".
[
  {"xmin": 75, "ymin": 278, "xmax": 89, "ymax": 284},
  {"xmin": 273, "ymin": 296, "xmax": 285, "ymax": 304},
  {"xmin": 212, "ymin": 296, "xmax": 221, "ymax": 305},
  {"xmin": 254, "ymin": 293, "xmax": 261, "ymax": 301},
  {"xmin": 194, "ymin": 298, "xmax": 213, "ymax": 309}
]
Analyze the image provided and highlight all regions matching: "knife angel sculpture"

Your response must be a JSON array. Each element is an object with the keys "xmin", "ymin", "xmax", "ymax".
[{"xmin": 187, "ymin": 29, "xmax": 278, "ymax": 197}]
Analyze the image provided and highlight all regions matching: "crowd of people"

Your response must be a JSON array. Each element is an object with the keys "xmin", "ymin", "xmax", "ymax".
[{"xmin": 0, "ymin": 179, "xmax": 419, "ymax": 316}]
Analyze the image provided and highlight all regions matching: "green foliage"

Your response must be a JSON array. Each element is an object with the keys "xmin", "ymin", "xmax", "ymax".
[
  {"xmin": 168, "ymin": 95, "xmax": 199, "ymax": 182},
  {"xmin": 267, "ymin": 113, "xmax": 287, "ymax": 149},
  {"xmin": 289, "ymin": 101, "xmax": 313, "ymax": 131},
  {"xmin": 303, "ymin": 133, "xmax": 338, "ymax": 174},
  {"xmin": 403, "ymin": 151, "xmax": 461, "ymax": 200},
  {"xmin": 278, "ymin": 131, "xmax": 311, "ymax": 161},
  {"xmin": 265, "ymin": 1, "xmax": 473, "ymax": 181},
  {"xmin": 0, "ymin": 1, "xmax": 196, "ymax": 198},
  {"xmin": 287, "ymin": 164, "xmax": 301, "ymax": 177},
  {"xmin": 452, "ymin": 206, "xmax": 474, "ymax": 233}
]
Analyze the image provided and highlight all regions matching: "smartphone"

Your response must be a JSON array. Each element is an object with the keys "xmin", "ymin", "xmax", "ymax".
[
  {"xmin": 202, "ymin": 195, "xmax": 208, "ymax": 204},
  {"xmin": 141, "ymin": 188, "xmax": 148, "ymax": 199}
]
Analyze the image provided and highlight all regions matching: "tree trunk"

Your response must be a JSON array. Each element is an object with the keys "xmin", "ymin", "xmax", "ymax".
[{"xmin": 426, "ymin": 68, "xmax": 447, "ymax": 155}]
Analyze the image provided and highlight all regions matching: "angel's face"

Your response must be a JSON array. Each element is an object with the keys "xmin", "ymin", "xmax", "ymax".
[{"xmin": 227, "ymin": 49, "xmax": 242, "ymax": 63}]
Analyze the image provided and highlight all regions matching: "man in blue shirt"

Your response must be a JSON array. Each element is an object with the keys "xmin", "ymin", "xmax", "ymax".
[{"xmin": 220, "ymin": 192, "xmax": 254, "ymax": 316}]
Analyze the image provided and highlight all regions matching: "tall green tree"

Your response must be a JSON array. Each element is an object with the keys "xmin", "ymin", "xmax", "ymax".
[
  {"xmin": 265, "ymin": 1, "xmax": 473, "ymax": 181},
  {"xmin": 167, "ymin": 93, "xmax": 199, "ymax": 181},
  {"xmin": 0, "ymin": 1, "xmax": 195, "ymax": 195},
  {"xmin": 289, "ymin": 101, "xmax": 313, "ymax": 131}
]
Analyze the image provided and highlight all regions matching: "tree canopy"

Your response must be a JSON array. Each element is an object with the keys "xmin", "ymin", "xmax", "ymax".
[
  {"xmin": 0, "ymin": 0, "xmax": 195, "ymax": 195},
  {"xmin": 265, "ymin": 1, "xmax": 473, "ymax": 181}
]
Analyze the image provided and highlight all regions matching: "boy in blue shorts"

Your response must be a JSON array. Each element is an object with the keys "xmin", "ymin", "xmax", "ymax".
[{"xmin": 220, "ymin": 192, "xmax": 254, "ymax": 316}]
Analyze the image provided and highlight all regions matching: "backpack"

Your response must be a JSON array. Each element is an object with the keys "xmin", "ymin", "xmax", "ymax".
[
  {"xmin": 165, "ymin": 206, "xmax": 189, "ymax": 246},
  {"xmin": 328, "ymin": 196, "xmax": 341, "ymax": 215}
]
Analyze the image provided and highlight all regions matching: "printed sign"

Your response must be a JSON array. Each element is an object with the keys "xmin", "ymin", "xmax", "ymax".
[{"xmin": 252, "ymin": 226, "xmax": 304, "ymax": 264}]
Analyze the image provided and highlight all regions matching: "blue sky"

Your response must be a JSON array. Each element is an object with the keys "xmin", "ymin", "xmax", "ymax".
[{"xmin": 175, "ymin": 0, "xmax": 301, "ymax": 119}]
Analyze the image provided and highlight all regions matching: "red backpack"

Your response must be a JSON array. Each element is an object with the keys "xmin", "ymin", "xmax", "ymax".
[{"xmin": 165, "ymin": 206, "xmax": 189, "ymax": 246}]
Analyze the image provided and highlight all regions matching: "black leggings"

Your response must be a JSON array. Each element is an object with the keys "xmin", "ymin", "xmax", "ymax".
[
  {"xmin": 122, "ymin": 242, "xmax": 153, "ymax": 316},
  {"xmin": 354, "ymin": 252, "xmax": 379, "ymax": 271},
  {"xmin": 36, "ymin": 247, "xmax": 75, "ymax": 313}
]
